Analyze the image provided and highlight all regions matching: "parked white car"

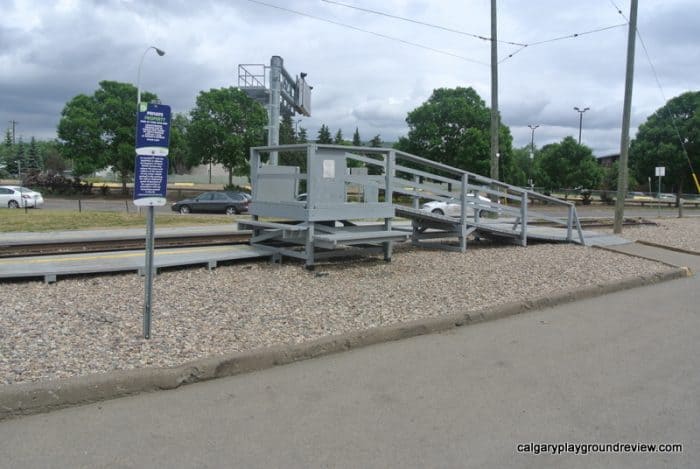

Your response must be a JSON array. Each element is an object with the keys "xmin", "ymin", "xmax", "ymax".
[
  {"xmin": 420, "ymin": 193, "xmax": 492, "ymax": 217},
  {"xmin": 0, "ymin": 185, "xmax": 44, "ymax": 208}
]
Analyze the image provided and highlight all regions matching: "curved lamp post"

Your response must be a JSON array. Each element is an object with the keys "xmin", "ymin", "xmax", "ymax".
[
  {"xmin": 137, "ymin": 46, "xmax": 165, "ymax": 112},
  {"xmin": 136, "ymin": 45, "xmax": 165, "ymax": 339}
]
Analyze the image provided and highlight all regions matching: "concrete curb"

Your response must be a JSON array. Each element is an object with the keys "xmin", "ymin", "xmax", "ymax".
[
  {"xmin": 636, "ymin": 240, "xmax": 700, "ymax": 256},
  {"xmin": 592, "ymin": 243, "xmax": 691, "ymax": 270},
  {"xmin": 0, "ymin": 267, "xmax": 690, "ymax": 421}
]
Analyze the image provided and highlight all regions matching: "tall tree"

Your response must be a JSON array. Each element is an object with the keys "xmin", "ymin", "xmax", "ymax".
[
  {"xmin": 297, "ymin": 127, "xmax": 308, "ymax": 143},
  {"xmin": 188, "ymin": 87, "xmax": 267, "ymax": 185},
  {"xmin": 169, "ymin": 113, "xmax": 198, "ymax": 175},
  {"xmin": 369, "ymin": 134, "xmax": 382, "ymax": 147},
  {"xmin": 630, "ymin": 90, "xmax": 700, "ymax": 195},
  {"xmin": 7, "ymin": 137, "xmax": 26, "ymax": 178},
  {"xmin": 535, "ymin": 136, "xmax": 602, "ymax": 191},
  {"xmin": 507, "ymin": 146, "xmax": 533, "ymax": 188},
  {"xmin": 26, "ymin": 137, "xmax": 42, "ymax": 172},
  {"xmin": 0, "ymin": 129, "xmax": 12, "ymax": 175},
  {"xmin": 42, "ymin": 141, "xmax": 68, "ymax": 175},
  {"xmin": 352, "ymin": 127, "xmax": 362, "ymax": 146},
  {"xmin": 316, "ymin": 124, "xmax": 332, "ymax": 144},
  {"xmin": 57, "ymin": 80, "xmax": 157, "ymax": 192},
  {"xmin": 279, "ymin": 115, "xmax": 296, "ymax": 145},
  {"xmin": 395, "ymin": 87, "xmax": 512, "ymax": 178},
  {"xmin": 334, "ymin": 129, "xmax": 344, "ymax": 145}
]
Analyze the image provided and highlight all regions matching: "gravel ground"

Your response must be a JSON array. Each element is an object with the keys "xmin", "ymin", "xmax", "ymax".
[
  {"xmin": 1, "ymin": 221, "xmax": 684, "ymax": 386},
  {"xmin": 613, "ymin": 216, "xmax": 700, "ymax": 252}
]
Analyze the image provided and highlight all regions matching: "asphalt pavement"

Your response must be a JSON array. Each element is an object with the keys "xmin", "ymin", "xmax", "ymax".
[{"xmin": 0, "ymin": 244, "xmax": 698, "ymax": 468}]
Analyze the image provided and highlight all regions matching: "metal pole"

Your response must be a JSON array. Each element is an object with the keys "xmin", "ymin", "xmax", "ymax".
[
  {"xmin": 268, "ymin": 56, "xmax": 283, "ymax": 165},
  {"xmin": 136, "ymin": 45, "xmax": 165, "ymax": 339},
  {"xmin": 613, "ymin": 0, "xmax": 638, "ymax": 234},
  {"xmin": 657, "ymin": 174, "xmax": 661, "ymax": 218},
  {"xmin": 528, "ymin": 124, "xmax": 539, "ymax": 188},
  {"xmin": 144, "ymin": 206, "xmax": 155, "ymax": 339},
  {"xmin": 574, "ymin": 107, "xmax": 589, "ymax": 145},
  {"xmin": 578, "ymin": 112, "xmax": 583, "ymax": 144},
  {"xmin": 489, "ymin": 0, "xmax": 499, "ymax": 182},
  {"xmin": 8, "ymin": 120, "xmax": 17, "ymax": 144}
]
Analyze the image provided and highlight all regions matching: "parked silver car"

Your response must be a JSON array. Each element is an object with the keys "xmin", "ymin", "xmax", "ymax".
[
  {"xmin": 0, "ymin": 185, "xmax": 44, "ymax": 208},
  {"xmin": 420, "ymin": 193, "xmax": 493, "ymax": 217}
]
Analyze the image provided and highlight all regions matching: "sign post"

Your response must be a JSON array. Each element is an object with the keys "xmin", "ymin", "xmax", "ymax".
[
  {"xmin": 655, "ymin": 166, "xmax": 665, "ymax": 218},
  {"xmin": 135, "ymin": 102, "xmax": 171, "ymax": 339}
]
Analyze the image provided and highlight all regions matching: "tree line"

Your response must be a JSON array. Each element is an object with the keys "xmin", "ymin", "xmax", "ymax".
[{"xmin": 2, "ymin": 79, "xmax": 697, "ymax": 197}]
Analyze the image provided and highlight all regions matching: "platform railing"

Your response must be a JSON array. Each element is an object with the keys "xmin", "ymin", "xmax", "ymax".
[{"xmin": 249, "ymin": 144, "xmax": 585, "ymax": 245}]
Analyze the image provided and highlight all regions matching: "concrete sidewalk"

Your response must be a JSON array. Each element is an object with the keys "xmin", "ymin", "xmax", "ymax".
[{"xmin": 0, "ymin": 242, "xmax": 697, "ymax": 468}]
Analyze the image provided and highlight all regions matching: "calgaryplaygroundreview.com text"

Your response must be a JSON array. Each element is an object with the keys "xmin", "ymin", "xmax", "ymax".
[{"xmin": 516, "ymin": 441, "xmax": 683, "ymax": 456}]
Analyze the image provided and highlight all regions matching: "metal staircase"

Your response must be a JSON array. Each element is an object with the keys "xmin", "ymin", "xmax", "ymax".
[{"xmin": 243, "ymin": 143, "xmax": 585, "ymax": 268}]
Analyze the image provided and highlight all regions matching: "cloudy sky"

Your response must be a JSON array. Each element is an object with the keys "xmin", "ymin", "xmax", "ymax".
[{"xmin": 1, "ymin": 0, "xmax": 698, "ymax": 156}]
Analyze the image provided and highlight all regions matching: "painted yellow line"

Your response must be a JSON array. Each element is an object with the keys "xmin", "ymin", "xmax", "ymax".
[{"xmin": 0, "ymin": 246, "xmax": 235, "ymax": 265}]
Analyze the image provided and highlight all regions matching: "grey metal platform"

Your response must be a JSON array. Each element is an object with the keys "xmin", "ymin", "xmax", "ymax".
[
  {"xmin": 0, "ymin": 245, "xmax": 270, "ymax": 283},
  {"xmin": 0, "ymin": 224, "xmax": 242, "ymax": 247}
]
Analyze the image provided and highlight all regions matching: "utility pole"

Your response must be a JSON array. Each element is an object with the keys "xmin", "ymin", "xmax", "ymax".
[
  {"xmin": 528, "ymin": 124, "xmax": 539, "ymax": 189},
  {"xmin": 8, "ymin": 120, "xmax": 18, "ymax": 144},
  {"xmin": 489, "ymin": 0, "xmax": 499, "ymax": 182},
  {"xmin": 528, "ymin": 124, "xmax": 539, "ymax": 158},
  {"xmin": 573, "ymin": 107, "xmax": 589, "ymax": 144},
  {"xmin": 613, "ymin": 0, "xmax": 638, "ymax": 234}
]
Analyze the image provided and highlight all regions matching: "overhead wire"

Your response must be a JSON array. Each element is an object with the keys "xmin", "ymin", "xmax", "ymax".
[
  {"xmin": 320, "ymin": 0, "xmax": 526, "ymax": 47},
  {"xmin": 320, "ymin": 0, "xmax": 626, "ymax": 64},
  {"xmin": 498, "ymin": 23, "xmax": 627, "ymax": 63},
  {"xmin": 244, "ymin": 0, "xmax": 489, "ymax": 66},
  {"xmin": 607, "ymin": 0, "xmax": 698, "ymax": 190}
]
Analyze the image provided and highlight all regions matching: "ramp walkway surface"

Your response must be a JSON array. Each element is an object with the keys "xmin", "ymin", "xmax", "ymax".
[{"xmin": 0, "ymin": 244, "xmax": 270, "ymax": 283}]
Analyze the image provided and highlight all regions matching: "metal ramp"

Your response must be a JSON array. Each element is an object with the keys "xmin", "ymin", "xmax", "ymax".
[
  {"xmin": 248, "ymin": 144, "xmax": 584, "ymax": 267},
  {"xmin": 396, "ymin": 206, "xmax": 582, "ymax": 247}
]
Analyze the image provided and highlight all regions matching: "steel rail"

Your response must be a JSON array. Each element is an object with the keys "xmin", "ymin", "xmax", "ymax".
[{"xmin": 0, "ymin": 231, "xmax": 253, "ymax": 258}]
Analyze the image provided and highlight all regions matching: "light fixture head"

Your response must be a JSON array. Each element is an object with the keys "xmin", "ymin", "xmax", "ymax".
[{"xmin": 154, "ymin": 47, "xmax": 165, "ymax": 56}]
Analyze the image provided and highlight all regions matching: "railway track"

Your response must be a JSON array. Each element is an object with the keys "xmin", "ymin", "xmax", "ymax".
[
  {"xmin": 0, "ymin": 231, "xmax": 252, "ymax": 258},
  {"xmin": 0, "ymin": 217, "xmax": 654, "ymax": 258}
]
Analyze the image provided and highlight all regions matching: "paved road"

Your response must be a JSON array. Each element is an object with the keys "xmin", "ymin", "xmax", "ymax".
[{"xmin": 1, "ymin": 246, "xmax": 698, "ymax": 468}]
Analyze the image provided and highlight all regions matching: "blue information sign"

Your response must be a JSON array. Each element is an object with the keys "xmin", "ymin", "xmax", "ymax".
[
  {"xmin": 134, "ymin": 155, "xmax": 169, "ymax": 206},
  {"xmin": 136, "ymin": 103, "xmax": 171, "ymax": 156}
]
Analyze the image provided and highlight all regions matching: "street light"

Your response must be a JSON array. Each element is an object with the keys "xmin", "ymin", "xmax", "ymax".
[
  {"xmin": 573, "ymin": 106, "xmax": 590, "ymax": 144},
  {"xmin": 136, "ymin": 45, "xmax": 165, "ymax": 340},
  {"xmin": 527, "ymin": 124, "xmax": 540, "ymax": 189},
  {"xmin": 136, "ymin": 46, "xmax": 165, "ymax": 112}
]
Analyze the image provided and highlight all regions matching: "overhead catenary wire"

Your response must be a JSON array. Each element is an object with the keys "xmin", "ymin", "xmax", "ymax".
[
  {"xmin": 321, "ymin": 0, "xmax": 626, "ymax": 64},
  {"xmin": 498, "ymin": 23, "xmax": 627, "ymax": 63},
  {"xmin": 607, "ymin": 0, "xmax": 698, "ymax": 190},
  {"xmin": 321, "ymin": 0, "xmax": 526, "ymax": 46},
  {"xmin": 248, "ymin": 0, "xmax": 625, "ymax": 67},
  {"xmin": 244, "ymin": 0, "xmax": 489, "ymax": 66}
]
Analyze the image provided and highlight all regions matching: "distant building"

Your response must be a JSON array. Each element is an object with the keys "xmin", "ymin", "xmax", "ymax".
[{"xmin": 597, "ymin": 153, "xmax": 619, "ymax": 167}]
